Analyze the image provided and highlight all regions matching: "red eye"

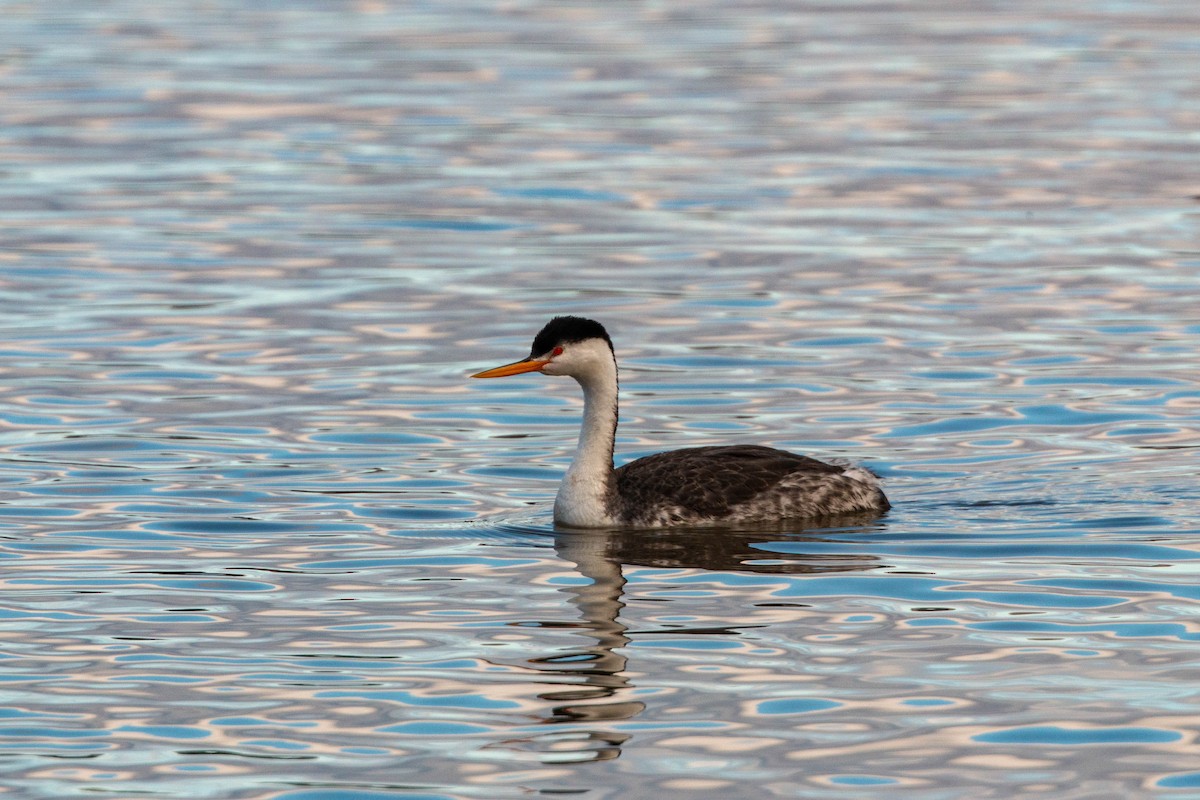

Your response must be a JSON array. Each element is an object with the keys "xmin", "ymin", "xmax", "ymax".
[{"xmin": 552, "ymin": 346, "xmax": 564, "ymax": 356}]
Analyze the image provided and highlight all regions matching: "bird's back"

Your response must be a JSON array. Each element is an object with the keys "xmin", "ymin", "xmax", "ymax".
[{"xmin": 611, "ymin": 444, "xmax": 888, "ymax": 527}]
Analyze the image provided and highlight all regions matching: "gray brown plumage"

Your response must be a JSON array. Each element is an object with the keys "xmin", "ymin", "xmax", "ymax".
[{"xmin": 612, "ymin": 445, "xmax": 888, "ymax": 527}]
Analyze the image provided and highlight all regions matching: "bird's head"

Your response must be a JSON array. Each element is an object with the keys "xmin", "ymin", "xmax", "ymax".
[{"xmin": 472, "ymin": 316, "xmax": 615, "ymax": 382}]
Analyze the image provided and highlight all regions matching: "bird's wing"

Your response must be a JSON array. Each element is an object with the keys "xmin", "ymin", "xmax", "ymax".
[{"xmin": 613, "ymin": 445, "xmax": 842, "ymax": 519}]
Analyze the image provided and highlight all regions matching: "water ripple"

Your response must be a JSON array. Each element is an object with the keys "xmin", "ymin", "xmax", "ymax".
[{"xmin": 3, "ymin": 0, "xmax": 1200, "ymax": 797}]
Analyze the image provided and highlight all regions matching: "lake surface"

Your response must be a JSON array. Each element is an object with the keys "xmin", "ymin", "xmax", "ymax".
[{"xmin": 2, "ymin": 0, "xmax": 1199, "ymax": 797}]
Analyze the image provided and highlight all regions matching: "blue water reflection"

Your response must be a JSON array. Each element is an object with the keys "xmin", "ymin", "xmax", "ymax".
[{"xmin": 2, "ymin": 0, "xmax": 1200, "ymax": 798}]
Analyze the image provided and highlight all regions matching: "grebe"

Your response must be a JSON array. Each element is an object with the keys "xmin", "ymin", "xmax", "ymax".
[{"xmin": 472, "ymin": 316, "xmax": 889, "ymax": 528}]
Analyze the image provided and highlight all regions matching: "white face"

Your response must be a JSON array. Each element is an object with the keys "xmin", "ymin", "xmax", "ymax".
[{"xmin": 539, "ymin": 337, "xmax": 615, "ymax": 380}]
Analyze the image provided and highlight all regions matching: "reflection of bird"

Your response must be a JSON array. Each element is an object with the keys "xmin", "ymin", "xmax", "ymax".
[{"xmin": 473, "ymin": 316, "xmax": 889, "ymax": 528}]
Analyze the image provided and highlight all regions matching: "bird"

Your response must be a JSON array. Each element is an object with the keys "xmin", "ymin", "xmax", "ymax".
[{"xmin": 471, "ymin": 316, "xmax": 889, "ymax": 528}]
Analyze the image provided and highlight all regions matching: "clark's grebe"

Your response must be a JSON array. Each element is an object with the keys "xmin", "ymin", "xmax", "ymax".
[{"xmin": 472, "ymin": 316, "xmax": 889, "ymax": 528}]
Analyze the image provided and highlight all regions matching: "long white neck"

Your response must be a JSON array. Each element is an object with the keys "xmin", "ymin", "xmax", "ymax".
[{"xmin": 553, "ymin": 347, "xmax": 618, "ymax": 527}]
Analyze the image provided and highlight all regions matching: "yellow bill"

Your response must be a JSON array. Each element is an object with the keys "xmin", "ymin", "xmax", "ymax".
[{"xmin": 471, "ymin": 357, "xmax": 548, "ymax": 379}]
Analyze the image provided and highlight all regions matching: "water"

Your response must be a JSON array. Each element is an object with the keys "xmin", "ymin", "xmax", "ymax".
[{"xmin": 2, "ymin": 0, "xmax": 1199, "ymax": 797}]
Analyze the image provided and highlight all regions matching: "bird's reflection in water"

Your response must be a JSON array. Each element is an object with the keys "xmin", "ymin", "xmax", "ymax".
[{"xmin": 503, "ymin": 516, "xmax": 886, "ymax": 763}]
